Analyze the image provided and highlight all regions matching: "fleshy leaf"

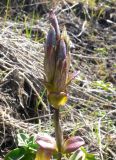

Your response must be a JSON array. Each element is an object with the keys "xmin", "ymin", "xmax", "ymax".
[
  {"xmin": 35, "ymin": 148, "xmax": 52, "ymax": 160},
  {"xmin": 36, "ymin": 134, "xmax": 56, "ymax": 152},
  {"xmin": 63, "ymin": 136, "xmax": 85, "ymax": 153}
]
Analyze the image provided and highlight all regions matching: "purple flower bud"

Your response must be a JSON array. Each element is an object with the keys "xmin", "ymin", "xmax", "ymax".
[
  {"xmin": 44, "ymin": 26, "xmax": 56, "ymax": 82},
  {"xmin": 58, "ymin": 39, "xmax": 66, "ymax": 60},
  {"xmin": 49, "ymin": 10, "xmax": 60, "ymax": 40},
  {"xmin": 46, "ymin": 25, "xmax": 56, "ymax": 48}
]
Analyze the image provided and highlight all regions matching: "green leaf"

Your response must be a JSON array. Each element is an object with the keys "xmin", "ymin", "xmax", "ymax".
[
  {"xmin": 5, "ymin": 147, "xmax": 36, "ymax": 160},
  {"xmin": 5, "ymin": 133, "xmax": 37, "ymax": 160},
  {"xmin": 28, "ymin": 143, "xmax": 38, "ymax": 151},
  {"xmin": 17, "ymin": 132, "xmax": 38, "ymax": 151},
  {"xmin": 69, "ymin": 151, "xmax": 81, "ymax": 160},
  {"xmin": 20, "ymin": 148, "xmax": 36, "ymax": 160},
  {"xmin": 17, "ymin": 133, "xmax": 29, "ymax": 147},
  {"xmin": 81, "ymin": 147, "xmax": 96, "ymax": 160},
  {"xmin": 27, "ymin": 136, "xmax": 38, "ymax": 151},
  {"xmin": 69, "ymin": 147, "xmax": 96, "ymax": 160},
  {"xmin": 5, "ymin": 148, "xmax": 25, "ymax": 160}
]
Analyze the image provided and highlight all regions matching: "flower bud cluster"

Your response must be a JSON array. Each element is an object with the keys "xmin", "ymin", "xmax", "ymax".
[{"xmin": 43, "ymin": 10, "xmax": 72, "ymax": 108}]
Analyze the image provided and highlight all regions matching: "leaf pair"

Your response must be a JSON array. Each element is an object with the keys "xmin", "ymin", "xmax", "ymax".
[{"xmin": 35, "ymin": 133, "xmax": 85, "ymax": 160}]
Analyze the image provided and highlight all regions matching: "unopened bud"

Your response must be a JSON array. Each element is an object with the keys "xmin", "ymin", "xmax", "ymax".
[
  {"xmin": 58, "ymin": 39, "xmax": 66, "ymax": 60},
  {"xmin": 49, "ymin": 10, "xmax": 60, "ymax": 40},
  {"xmin": 46, "ymin": 25, "xmax": 56, "ymax": 48}
]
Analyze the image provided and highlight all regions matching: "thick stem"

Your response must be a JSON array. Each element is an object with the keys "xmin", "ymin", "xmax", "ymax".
[{"xmin": 54, "ymin": 108, "xmax": 63, "ymax": 160}]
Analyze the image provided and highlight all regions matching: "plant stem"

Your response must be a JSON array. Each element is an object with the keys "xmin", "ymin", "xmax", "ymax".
[{"xmin": 54, "ymin": 108, "xmax": 63, "ymax": 160}]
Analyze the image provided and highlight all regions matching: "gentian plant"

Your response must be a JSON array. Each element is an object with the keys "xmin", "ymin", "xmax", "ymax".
[
  {"xmin": 35, "ymin": 10, "xmax": 85, "ymax": 160},
  {"xmin": 5, "ymin": 10, "xmax": 96, "ymax": 160}
]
